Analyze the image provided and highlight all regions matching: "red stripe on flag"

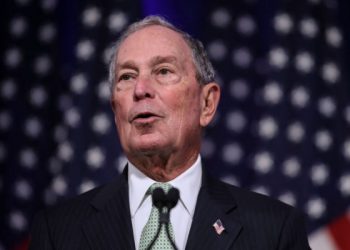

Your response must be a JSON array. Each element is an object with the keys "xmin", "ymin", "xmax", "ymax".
[{"xmin": 328, "ymin": 213, "xmax": 350, "ymax": 250}]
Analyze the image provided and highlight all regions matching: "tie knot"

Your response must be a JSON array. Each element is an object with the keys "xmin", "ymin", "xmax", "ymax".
[{"xmin": 148, "ymin": 182, "xmax": 172, "ymax": 195}]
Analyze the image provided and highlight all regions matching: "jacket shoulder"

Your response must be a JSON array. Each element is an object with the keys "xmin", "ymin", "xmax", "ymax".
[
  {"xmin": 206, "ymin": 177, "xmax": 306, "ymax": 233},
  {"xmin": 46, "ymin": 185, "xmax": 103, "ymax": 219},
  {"xmin": 206, "ymin": 178, "xmax": 310, "ymax": 249},
  {"xmin": 29, "ymin": 185, "xmax": 104, "ymax": 249},
  {"xmin": 210, "ymin": 177, "xmax": 294, "ymax": 213}
]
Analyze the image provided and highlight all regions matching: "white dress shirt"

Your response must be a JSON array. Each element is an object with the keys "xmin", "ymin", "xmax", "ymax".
[{"xmin": 128, "ymin": 156, "xmax": 202, "ymax": 250}]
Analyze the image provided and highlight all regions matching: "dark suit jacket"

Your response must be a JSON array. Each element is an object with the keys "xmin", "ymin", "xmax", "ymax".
[{"xmin": 29, "ymin": 168, "xmax": 311, "ymax": 250}]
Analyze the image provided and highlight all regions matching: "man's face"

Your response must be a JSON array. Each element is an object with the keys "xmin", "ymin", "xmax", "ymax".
[{"xmin": 111, "ymin": 25, "xmax": 211, "ymax": 160}]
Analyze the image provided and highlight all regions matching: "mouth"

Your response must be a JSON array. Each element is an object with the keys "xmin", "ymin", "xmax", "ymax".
[{"xmin": 131, "ymin": 112, "xmax": 161, "ymax": 123}]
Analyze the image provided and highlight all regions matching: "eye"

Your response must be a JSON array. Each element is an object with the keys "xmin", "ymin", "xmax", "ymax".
[
  {"xmin": 158, "ymin": 68, "xmax": 171, "ymax": 75},
  {"xmin": 118, "ymin": 74, "xmax": 133, "ymax": 81}
]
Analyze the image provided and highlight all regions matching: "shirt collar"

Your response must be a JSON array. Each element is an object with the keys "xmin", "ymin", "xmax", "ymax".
[{"xmin": 128, "ymin": 155, "xmax": 202, "ymax": 218}]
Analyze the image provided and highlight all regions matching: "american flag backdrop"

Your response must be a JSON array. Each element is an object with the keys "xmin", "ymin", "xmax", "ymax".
[{"xmin": 1, "ymin": 0, "xmax": 350, "ymax": 249}]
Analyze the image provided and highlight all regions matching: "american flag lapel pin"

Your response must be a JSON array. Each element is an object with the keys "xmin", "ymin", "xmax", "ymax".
[{"xmin": 213, "ymin": 219, "xmax": 225, "ymax": 235}]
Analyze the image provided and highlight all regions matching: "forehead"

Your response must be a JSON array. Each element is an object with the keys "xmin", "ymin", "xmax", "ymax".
[{"xmin": 116, "ymin": 25, "xmax": 193, "ymax": 63}]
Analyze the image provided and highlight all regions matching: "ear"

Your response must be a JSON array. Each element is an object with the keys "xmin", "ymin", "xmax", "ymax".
[{"xmin": 200, "ymin": 82, "xmax": 220, "ymax": 127}]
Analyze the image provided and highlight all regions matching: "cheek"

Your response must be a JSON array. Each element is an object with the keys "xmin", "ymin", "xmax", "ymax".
[
  {"xmin": 170, "ymin": 86, "xmax": 201, "ymax": 124},
  {"xmin": 185, "ymin": 85, "xmax": 201, "ymax": 112},
  {"xmin": 114, "ymin": 104, "xmax": 132, "ymax": 150},
  {"xmin": 112, "ymin": 97, "xmax": 129, "ymax": 132}
]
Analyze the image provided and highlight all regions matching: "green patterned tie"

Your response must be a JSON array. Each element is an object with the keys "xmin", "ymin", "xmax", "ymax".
[{"xmin": 138, "ymin": 183, "xmax": 176, "ymax": 250}]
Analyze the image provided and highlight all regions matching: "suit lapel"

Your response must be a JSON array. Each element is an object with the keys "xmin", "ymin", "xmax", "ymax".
[
  {"xmin": 82, "ymin": 168, "xmax": 136, "ymax": 250},
  {"xmin": 185, "ymin": 175, "xmax": 242, "ymax": 250}
]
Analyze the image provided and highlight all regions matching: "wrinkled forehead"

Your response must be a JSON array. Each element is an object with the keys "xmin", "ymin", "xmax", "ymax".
[{"xmin": 116, "ymin": 25, "xmax": 194, "ymax": 65}]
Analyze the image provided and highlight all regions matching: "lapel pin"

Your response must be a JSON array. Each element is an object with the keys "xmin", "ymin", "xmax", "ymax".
[{"xmin": 213, "ymin": 219, "xmax": 225, "ymax": 235}]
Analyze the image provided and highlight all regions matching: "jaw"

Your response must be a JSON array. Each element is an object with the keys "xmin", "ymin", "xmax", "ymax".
[
  {"xmin": 130, "ymin": 133, "xmax": 169, "ymax": 154},
  {"xmin": 126, "ymin": 145, "xmax": 200, "ymax": 182},
  {"xmin": 115, "ymin": 105, "xmax": 203, "ymax": 181},
  {"xmin": 124, "ymin": 125, "xmax": 202, "ymax": 181}
]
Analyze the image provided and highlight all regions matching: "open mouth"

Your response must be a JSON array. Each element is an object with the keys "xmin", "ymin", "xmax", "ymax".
[
  {"xmin": 132, "ymin": 112, "xmax": 159, "ymax": 122},
  {"xmin": 135, "ymin": 112, "xmax": 154, "ymax": 119}
]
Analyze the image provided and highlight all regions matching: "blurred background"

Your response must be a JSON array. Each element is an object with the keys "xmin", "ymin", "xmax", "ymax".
[{"xmin": 1, "ymin": 0, "xmax": 350, "ymax": 249}]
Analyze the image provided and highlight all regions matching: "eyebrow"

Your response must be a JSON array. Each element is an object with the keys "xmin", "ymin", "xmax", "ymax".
[
  {"xmin": 149, "ymin": 55, "xmax": 178, "ymax": 67},
  {"xmin": 116, "ymin": 61, "xmax": 138, "ymax": 72},
  {"xmin": 116, "ymin": 55, "xmax": 179, "ymax": 72}
]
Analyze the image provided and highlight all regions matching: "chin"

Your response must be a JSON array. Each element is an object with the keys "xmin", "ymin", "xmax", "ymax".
[{"xmin": 130, "ymin": 140, "xmax": 168, "ymax": 155}]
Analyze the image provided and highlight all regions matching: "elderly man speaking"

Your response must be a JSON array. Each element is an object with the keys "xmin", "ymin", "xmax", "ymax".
[{"xmin": 29, "ymin": 16, "xmax": 310, "ymax": 250}]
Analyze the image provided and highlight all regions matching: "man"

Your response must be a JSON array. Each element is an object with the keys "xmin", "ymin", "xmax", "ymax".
[{"xmin": 29, "ymin": 15, "xmax": 310, "ymax": 250}]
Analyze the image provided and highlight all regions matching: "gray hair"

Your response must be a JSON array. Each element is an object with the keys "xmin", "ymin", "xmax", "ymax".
[{"xmin": 108, "ymin": 15, "xmax": 215, "ymax": 90}]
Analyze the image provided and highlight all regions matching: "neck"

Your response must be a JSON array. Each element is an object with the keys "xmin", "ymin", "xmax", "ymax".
[{"xmin": 127, "ymin": 150, "xmax": 199, "ymax": 182}]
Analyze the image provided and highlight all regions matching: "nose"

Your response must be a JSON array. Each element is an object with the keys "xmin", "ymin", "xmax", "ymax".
[{"xmin": 133, "ymin": 75, "xmax": 155, "ymax": 101}]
